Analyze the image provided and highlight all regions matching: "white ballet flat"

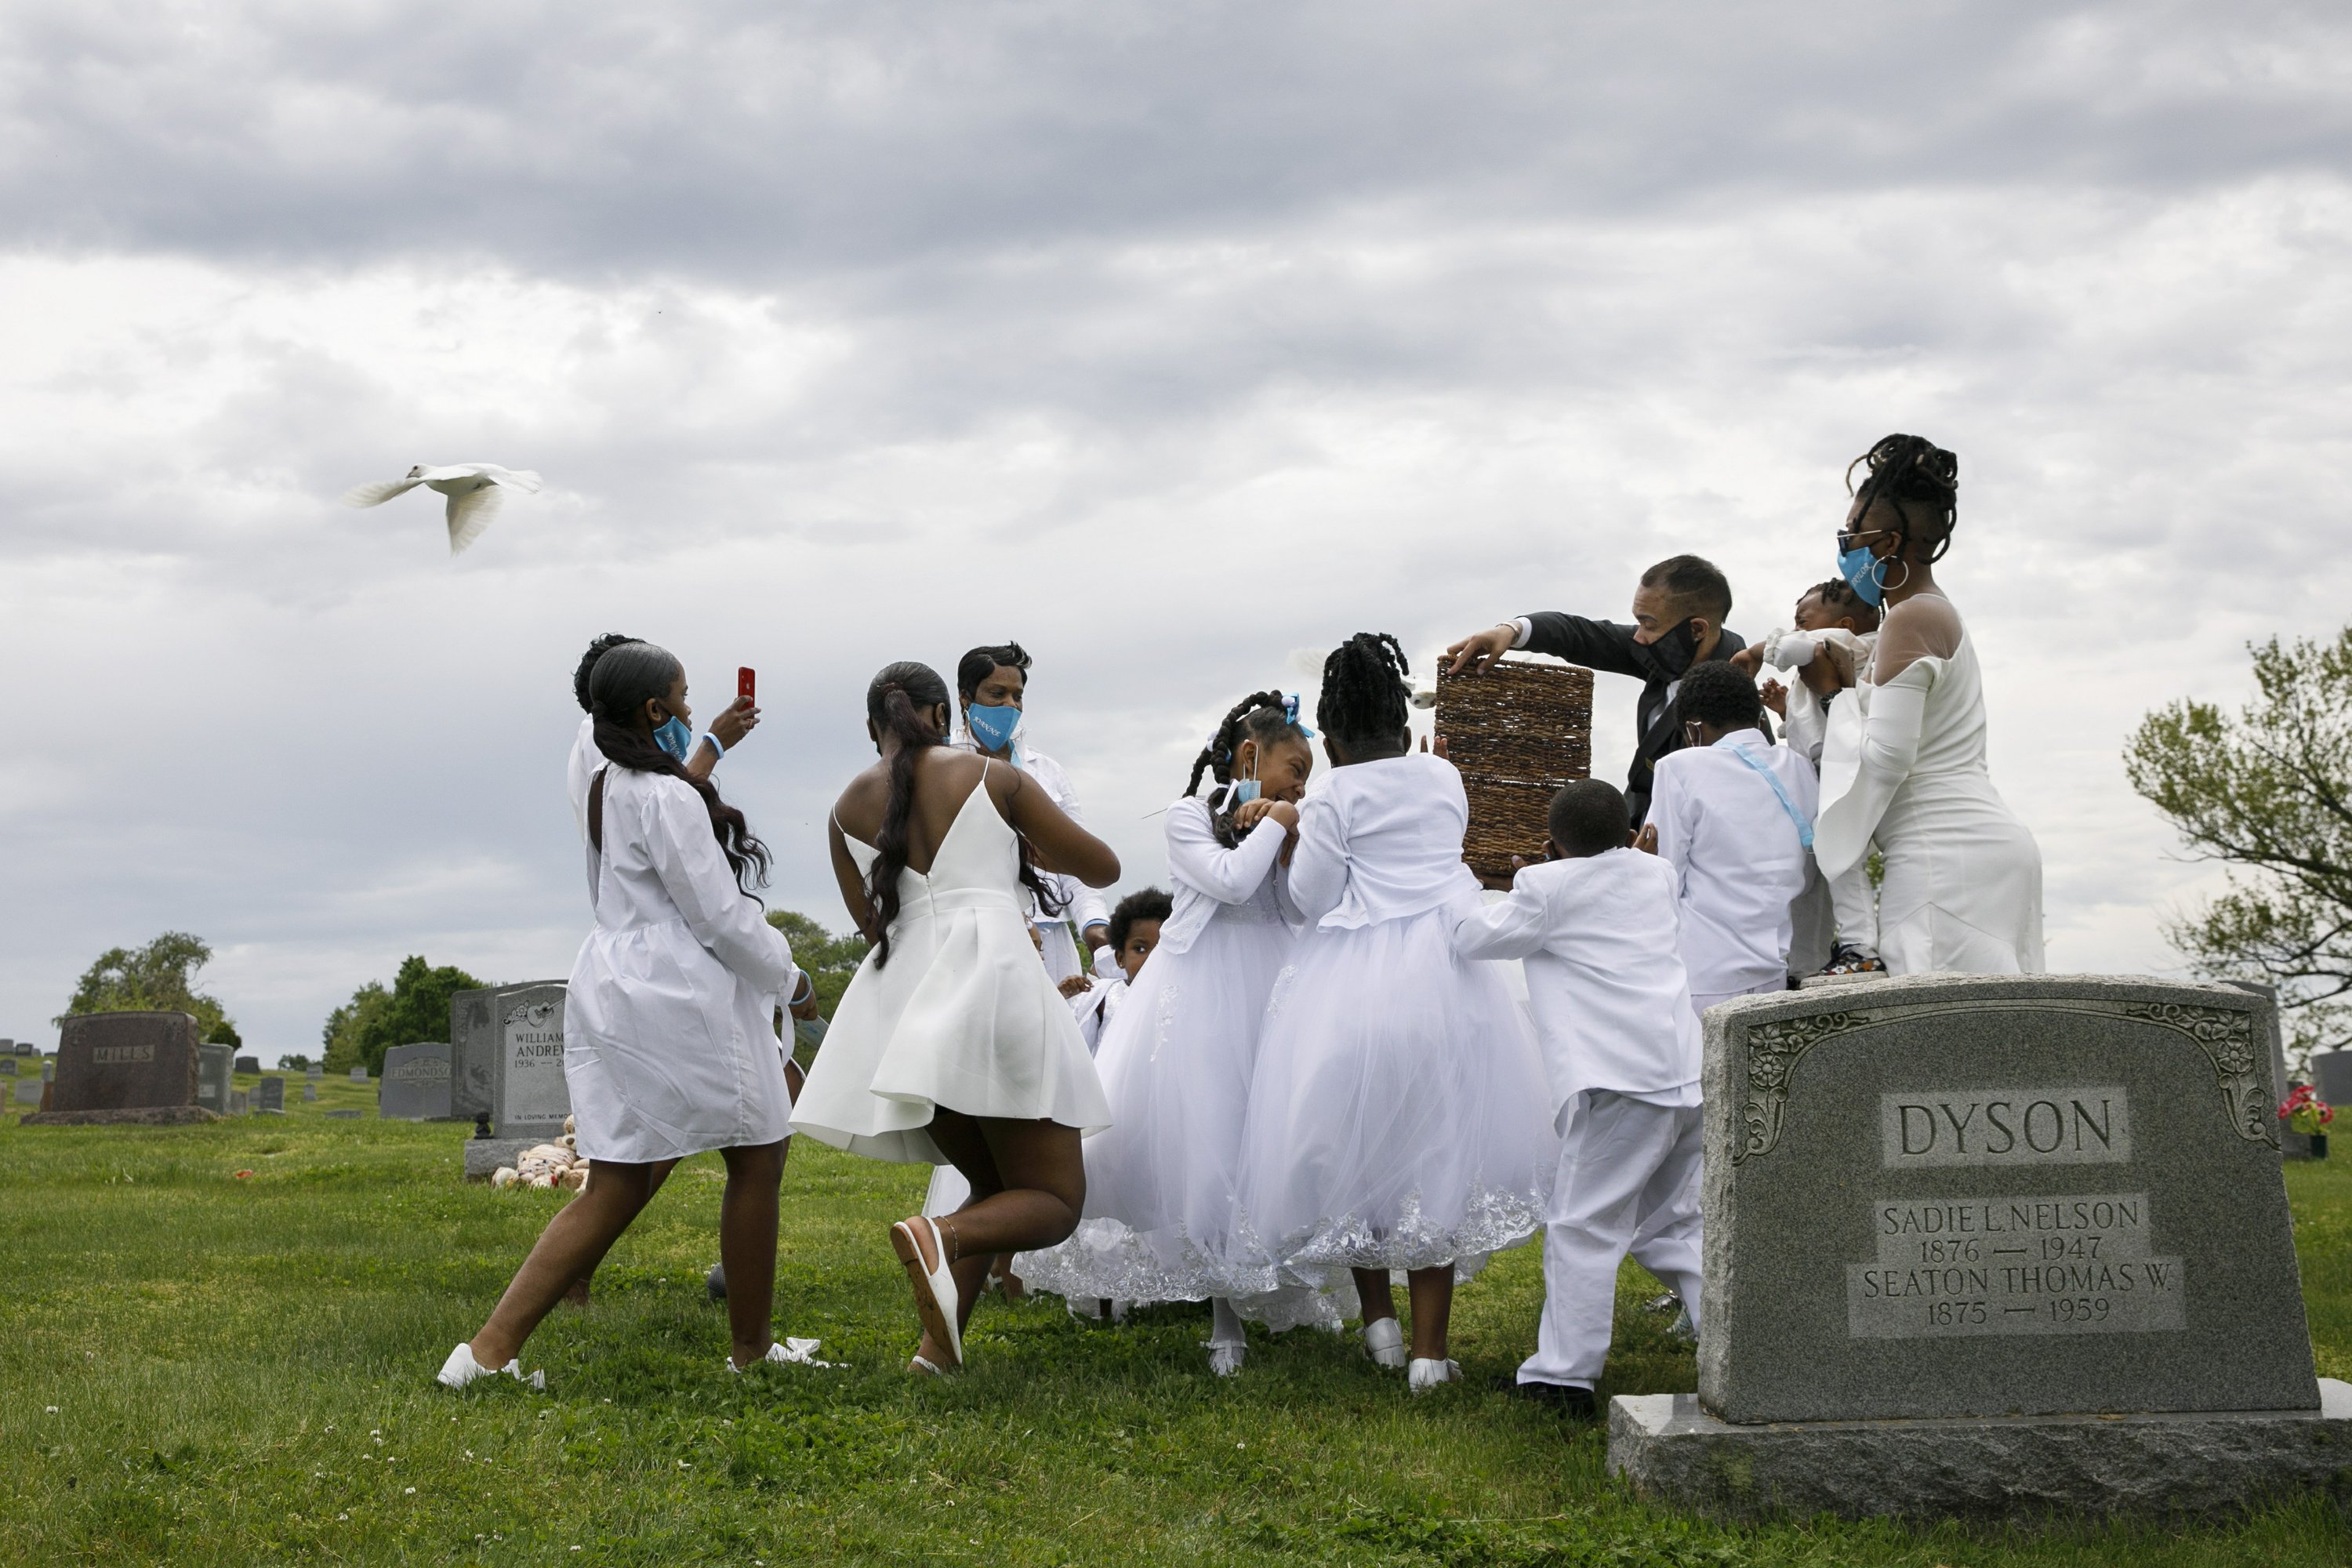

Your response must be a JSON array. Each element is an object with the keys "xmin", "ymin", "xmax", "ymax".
[
  {"xmin": 728, "ymin": 1337, "xmax": 838, "ymax": 1374},
  {"xmin": 1207, "ymin": 1342, "xmax": 1246, "ymax": 1377},
  {"xmin": 436, "ymin": 1342, "xmax": 544, "ymax": 1391},
  {"xmin": 909, "ymin": 1354, "xmax": 948, "ymax": 1377},
  {"xmin": 1407, "ymin": 1356, "xmax": 1461, "ymax": 1393},
  {"xmin": 890, "ymin": 1215, "xmax": 963, "ymax": 1369},
  {"xmin": 1361, "ymin": 1316, "xmax": 1406, "ymax": 1370}
]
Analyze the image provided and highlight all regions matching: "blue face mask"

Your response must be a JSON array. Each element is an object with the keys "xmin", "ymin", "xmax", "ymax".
[
  {"xmin": 965, "ymin": 702, "xmax": 1022, "ymax": 754},
  {"xmin": 653, "ymin": 714, "xmax": 694, "ymax": 762},
  {"xmin": 1229, "ymin": 779, "xmax": 1261, "ymax": 808},
  {"xmin": 1837, "ymin": 543, "xmax": 1886, "ymax": 608}
]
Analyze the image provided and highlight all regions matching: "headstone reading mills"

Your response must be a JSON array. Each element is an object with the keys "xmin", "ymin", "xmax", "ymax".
[
  {"xmin": 1609, "ymin": 975, "xmax": 2351, "ymax": 1524},
  {"xmin": 379, "ymin": 1042, "xmax": 453, "ymax": 1122},
  {"xmin": 24, "ymin": 1012, "xmax": 213, "ymax": 1126}
]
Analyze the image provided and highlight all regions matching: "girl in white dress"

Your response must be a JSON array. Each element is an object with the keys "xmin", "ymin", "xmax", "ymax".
[
  {"xmin": 1813, "ymin": 435, "xmax": 2045, "ymax": 975},
  {"xmin": 441, "ymin": 643, "xmax": 806, "ymax": 1388},
  {"xmin": 1017, "ymin": 692, "xmax": 1328, "ymax": 1374},
  {"xmin": 792, "ymin": 662, "xmax": 1120, "ymax": 1374},
  {"xmin": 1231, "ymin": 635, "xmax": 1557, "ymax": 1392}
]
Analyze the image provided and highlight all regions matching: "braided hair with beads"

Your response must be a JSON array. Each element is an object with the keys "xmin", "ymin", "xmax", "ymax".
[
  {"xmin": 1846, "ymin": 434, "xmax": 1958, "ymax": 563},
  {"xmin": 1316, "ymin": 632, "xmax": 1412, "ymax": 753},
  {"xmin": 1184, "ymin": 689, "xmax": 1310, "ymax": 848}
]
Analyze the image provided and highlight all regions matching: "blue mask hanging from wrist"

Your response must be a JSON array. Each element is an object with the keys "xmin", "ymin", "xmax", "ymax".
[
  {"xmin": 1837, "ymin": 543, "xmax": 1887, "ymax": 608},
  {"xmin": 653, "ymin": 715, "xmax": 694, "ymax": 762},
  {"xmin": 965, "ymin": 702, "xmax": 1022, "ymax": 754}
]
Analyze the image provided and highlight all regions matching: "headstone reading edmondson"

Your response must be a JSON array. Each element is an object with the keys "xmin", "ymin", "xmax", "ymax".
[
  {"xmin": 252, "ymin": 1076, "xmax": 285, "ymax": 1114},
  {"xmin": 449, "ymin": 989, "xmax": 497, "ymax": 1126},
  {"xmin": 491, "ymin": 983, "xmax": 569, "ymax": 1140},
  {"xmin": 379, "ymin": 1042, "xmax": 453, "ymax": 1123},
  {"xmin": 25, "ymin": 1012, "xmax": 214, "ymax": 1126},
  {"xmin": 1610, "ymin": 975, "xmax": 2350, "ymax": 1525},
  {"xmin": 234, "ymin": 1055, "xmax": 260, "ymax": 1075},
  {"xmin": 197, "ymin": 1044, "xmax": 234, "ymax": 1116}
]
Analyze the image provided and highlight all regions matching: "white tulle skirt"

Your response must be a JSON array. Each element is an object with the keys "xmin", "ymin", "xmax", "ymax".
[
  {"xmin": 1229, "ymin": 900, "xmax": 1557, "ymax": 1294},
  {"xmin": 1014, "ymin": 909, "xmax": 1343, "ymax": 1330}
]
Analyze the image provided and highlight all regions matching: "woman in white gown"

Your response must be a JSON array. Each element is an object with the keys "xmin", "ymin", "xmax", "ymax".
[
  {"xmin": 792, "ymin": 662, "xmax": 1120, "ymax": 1374},
  {"xmin": 1230, "ymin": 635, "xmax": 1557, "ymax": 1392},
  {"xmin": 442, "ymin": 643, "xmax": 805, "ymax": 1388},
  {"xmin": 1813, "ymin": 434, "xmax": 2045, "ymax": 975},
  {"xmin": 1016, "ymin": 691, "xmax": 1334, "ymax": 1373}
]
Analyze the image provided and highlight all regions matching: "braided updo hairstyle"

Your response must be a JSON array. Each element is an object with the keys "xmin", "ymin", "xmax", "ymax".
[
  {"xmin": 1185, "ymin": 689, "xmax": 1311, "ymax": 846},
  {"xmin": 1316, "ymin": 633, "xmax": 1411, "ymax": 753},
  {"xmin": 1846, "ymin": 434, "xmax": 1958, "ymax": 563},
  {"xmin": 589, "ymin": 641, "xmax": 771, "ymax": 896},
  {"xmin": 860, "ymin": 660, "xmax": 1062, "ymax": 966}
]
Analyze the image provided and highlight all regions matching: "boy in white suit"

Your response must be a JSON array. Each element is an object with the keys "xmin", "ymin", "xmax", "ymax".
[{"xmin": 1452, "ymin": 779, "xmax": 1702, "ymax": 1417}]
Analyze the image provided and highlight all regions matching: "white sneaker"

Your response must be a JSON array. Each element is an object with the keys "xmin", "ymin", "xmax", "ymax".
[
  {"xmin": 1207, "ymin": 1342, "xmax": 1246, "ymax": 1377},
  {"xmin": 437, "ymin": 1342, "xmax": 544, "ymax": 1391},
  {"xmin": 1407, "ymin": 1356, "xmax": 1461, "ymax": 1393},
  {"xmin": 1361, "ymin": 1317, "xmax": 1406, "ymax": 1370}
]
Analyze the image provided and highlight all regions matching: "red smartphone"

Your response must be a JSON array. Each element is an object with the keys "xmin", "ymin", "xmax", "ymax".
[{"xmin": 738, "ymin": 666, "xmax": 756, "ymax": 706}]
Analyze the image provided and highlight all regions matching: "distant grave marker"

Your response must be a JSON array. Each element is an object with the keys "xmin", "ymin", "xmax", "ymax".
[
  {"xmin": 234, "ymin": 1056, "xmax": 260, "ymax": 1075},
  {"xmin": 379, "ymin": 1043, "xmax": 453, "ymax": 1123},
  {"xmin": 26, "ymin": 1012, "xmax": 212, "ymax": 1126},
  {"xmin": 449, "ymin": 989, "xmax": 497, "ymax": 1125},
  {"xmin": 253, "ymin": 1076, "xmax": 285, "ymax": 1114},
  {"xmin": 197, "ymin": 1044, "xmax": 234, "ymax": 1116}
]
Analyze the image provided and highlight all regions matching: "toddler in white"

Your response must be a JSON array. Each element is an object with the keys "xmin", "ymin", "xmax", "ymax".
[{"xmin": 1452, "ymin": 777, "xmax": 1704, "ymax": 1416}]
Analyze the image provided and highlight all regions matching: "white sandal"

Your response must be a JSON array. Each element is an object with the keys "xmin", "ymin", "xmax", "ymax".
[
  {"xmin": 436, "ymin": 1341, "xmax": 545, "ymax": 1391},
  {"xmin": 1207, "ymin": 1342, "xmax": 1246, "ymax": 1377},
  {"xmin": 1361, "ymin": 1316, "xmax": 1406, "ymax": 1370},
  {"xmin": 890, "ymin": 1215, "xmax": 963, "ymax": 1369}
]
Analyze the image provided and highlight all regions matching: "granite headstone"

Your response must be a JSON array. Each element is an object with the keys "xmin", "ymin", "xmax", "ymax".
[
  {"xmin": 196, "ymin": 1044, "xmax": 235, "ymax": 1116},
  {"xmin": 350, "ymin": 1066, "xmax": 368, "ymax": 1083},
  {"xmin": 16, "ymin": 1040, "xmax": 33, "ymax": 1054},
  {"xmin": 49, "ymin": 1012, "xmax": 201, "ymax": 1115},
  {"xmin": 379, "ymin": 1042, "xmax": 453, "ymax": 1122},
  {"xmin": 253, "ymin": 1076, "xmax": 285, "ymax": 1114},
  {"xmin": 302, "ymin": 1081, "xmax": 318, "ymax": 1103},
  {"xmin": 228, "ymin": 1088, "xmax": 249, "ymax": 1114},
  {"xmin": 234, "ymin": 1055, "xmax": 260, "ymax": 1075},
  {"xmin": 0, "ymin": 1058, "xmax": 13, "ymax": 1076},
  {"xmin": 2311, "ymin": 1048, "xmax": 2352, "ymax": 1119},
  {"xmin": 449, "ymin": 988, "xmax": 497, "ymax": 1125},
  {"xmin": 491, "ymin": 983, "xmax": 569, "ymax": 1139},
  {"xmin": 1610, "ymin": 974, "xmax": 2347, "ymax": 1524}
]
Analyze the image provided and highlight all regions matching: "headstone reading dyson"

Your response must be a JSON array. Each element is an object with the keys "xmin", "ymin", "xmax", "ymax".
[
  {"xmin": 1610, "ymin": 975, "xmax": 2350, "ymax": 1524},
  {"xmin": 252, "ymin": 1076, "xmax": 285, "ymax": 1114},
  {"xmin": 26, "ymin": 1012, "xmax": 212, "ymax": 1126},
  {"xmin": 449, "ymin": 989, "xmax": 497, "ymax": 1126},
  {"xmin": 234, "ymin": 1055, "xmax": 260, "ymax": 1075},
  {"xmin": 492, "ymin": 983, "xmax": 569, "ymax": 1140},
  {"xmin": 197, "ymin": 1044, "xmax": 235, "ymax": 1116},
  {"xmin": 379, "ymin": 1043, "xmax": 453, "ymax": 1123}
]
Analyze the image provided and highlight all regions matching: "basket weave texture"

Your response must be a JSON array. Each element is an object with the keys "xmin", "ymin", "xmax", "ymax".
[{"xmin": 1435, "ymin": 658, "xmax": 1595, "ymax": 880}]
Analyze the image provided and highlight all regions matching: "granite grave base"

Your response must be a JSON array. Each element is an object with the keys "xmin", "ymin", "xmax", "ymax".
[
  {"xmin": 22, "ymin": 1106, "xmax": 220, "ymax": 1127},
  {"xmin": 1610, "ymin": 1380, "xmax": 2352, "ymax": 1525},
  {"xmin": 464, "ymin": 1138, "xmax": 539, "ymax": 1181}
]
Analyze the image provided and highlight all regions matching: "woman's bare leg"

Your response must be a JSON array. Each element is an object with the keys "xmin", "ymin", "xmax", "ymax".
[
  {"xmin": 898, "ymin": 1113, "xmax": 1084, "ymax": 1364},
  {"xmin": 717, "ymin": 1140, "xmax": 787, "ymax": 1367},
  {"xmin": 471, "ymin": 1161, "xmax": 659, "ymax": 1367},
  {"xmin": 567, "ymin": 1159, "xmax": 677, "ymax": 1305},
  {"xmin": 1406, "ymin": 1267, "xmax": 1454, "ymax": 1360}
]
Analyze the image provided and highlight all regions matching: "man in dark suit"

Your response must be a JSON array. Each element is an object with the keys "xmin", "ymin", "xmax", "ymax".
[{"xmin": 1443, "ymin": 555, "xmax": 1744, "ymax": 829}]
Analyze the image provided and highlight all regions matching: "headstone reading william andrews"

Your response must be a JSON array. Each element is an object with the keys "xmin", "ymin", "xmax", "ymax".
[
  {"xmin": 24, "ymin": 1012, "xmax": 212, "ymax": 1126},
  {"xmin": 491, "ymin": 983, "xmax": 569, "ymax": 1140},
  {"xmin": 1609, "ymin": 975, "xmax": 2350, "ymax": 1524},
  {"xmin": 379, "ymin": 1043, "xmax": 453, "ymax": 1122}
]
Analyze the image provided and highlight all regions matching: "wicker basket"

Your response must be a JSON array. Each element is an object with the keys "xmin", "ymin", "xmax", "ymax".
[{"xmin": 1435, "ymin": 658, "xmax": 1595, "ymax": 880}]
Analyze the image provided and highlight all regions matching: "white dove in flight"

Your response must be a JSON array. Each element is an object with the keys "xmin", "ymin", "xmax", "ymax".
[{"xmin": 341, "ymin": 463, "xmax": 543, "ymax": 554}]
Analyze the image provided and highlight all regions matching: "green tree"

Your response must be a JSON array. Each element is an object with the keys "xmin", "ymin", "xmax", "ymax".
[
  {"xmin": 321, "ymin": 957, "xmax": 488, "ymax": 1077},
  {"xmin": 768, "ymin": 909, "xmax": 868, "ymax": 1020},
  {"xmin": 2127, "ymin": 627, "xmax": 2352, "ymax": 1068},
  {"xmin": 56, "ymin": 931, "xmax": 237, "ymax": 1040}
]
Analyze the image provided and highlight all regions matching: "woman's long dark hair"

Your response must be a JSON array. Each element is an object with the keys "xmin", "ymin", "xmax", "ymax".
[
  {"xmin": 1185, "ymin": 689, "xmax": 1308, "ymax": 847},
  {"xmin": 590, "ymin": 641, "xmax": 770, "ymax": 896},
  {"xmin": 863, "ymin": 660, "xmax": 1062, "ymax": 966},
  {"xmin": 1846, "ymin": 434, "xmax": 1958, "ymax": 561}
]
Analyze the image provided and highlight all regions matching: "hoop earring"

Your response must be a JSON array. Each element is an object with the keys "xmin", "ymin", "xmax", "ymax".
[{"xmin": 1871, "ymin": 556, "xmax": 1911, "ymax": 593}]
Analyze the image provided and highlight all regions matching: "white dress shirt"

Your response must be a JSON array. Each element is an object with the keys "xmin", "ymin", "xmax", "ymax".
[
  {"xmin": 1451, "ymin": 848, "xmax": 1700, "ymax": 1126},
  {"xmin": 1647, "ymin": 728, "xmax": 1819, "ymax": 997},
  {"xmin": 568, "ymin": 714, "xmax": 722, "ymax": 844}
]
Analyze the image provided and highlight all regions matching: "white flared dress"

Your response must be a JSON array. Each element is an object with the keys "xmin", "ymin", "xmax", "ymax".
[
  {"xmin": 792, "ymin": 770, "xmax": 1112, "ymax": 1161},
  {"xmin": 1229, "ymin": 753, "xmax": 1557, "ymax": 1294},
  {"xmin": 1015, "ymin": 797, "xmax": 1338, "ymax": 1328},
  {"xmin": 564, "ymin": 765, "xmax": 800, "ymax": 1163},
  {"xmin": 1815, "ymin": 618, "xmax": 2045, "ymax": 976}
]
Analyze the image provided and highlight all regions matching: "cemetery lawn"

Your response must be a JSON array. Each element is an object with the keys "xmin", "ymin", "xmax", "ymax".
[{"xmin": 1, "ymin": 1123, "xmax": 2347, "ymax": 1568}]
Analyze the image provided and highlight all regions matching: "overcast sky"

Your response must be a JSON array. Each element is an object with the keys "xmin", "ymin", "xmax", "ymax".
[{"xmin": 5, "ymin": 2, "xmax": 2350, "ymax": 1058}]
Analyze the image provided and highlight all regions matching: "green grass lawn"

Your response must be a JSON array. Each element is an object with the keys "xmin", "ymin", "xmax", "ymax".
[{"xmin": 1, "ymin": 1116, "xmax": 2347, "ymax": 1566}]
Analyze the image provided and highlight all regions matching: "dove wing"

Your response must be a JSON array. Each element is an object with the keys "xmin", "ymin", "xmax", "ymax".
[
  {"xmin": 341, "ymin": 477, "xmax": 423, "ymax": 509},
  {"xmin": 474, "ymin": 465, "xmax": 542, "ymax": 493},
  {"xmin": 445, "ymin": 480, "xmax": 506, "ymax": 554}
]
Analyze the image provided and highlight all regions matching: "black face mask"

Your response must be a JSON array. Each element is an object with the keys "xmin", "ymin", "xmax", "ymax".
[{"xmin": 1653, "ymin": 618, "xmax": 1704, "ymax": 677}]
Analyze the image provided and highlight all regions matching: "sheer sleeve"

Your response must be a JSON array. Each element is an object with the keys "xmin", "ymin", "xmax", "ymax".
[
  {"xmin": 1873, "ymin": 594, "xmax": 1962, "ymax": 684},
  {"xmin": 1813, "ymin": 664, "xmax": 1932, "ymax": 879}
]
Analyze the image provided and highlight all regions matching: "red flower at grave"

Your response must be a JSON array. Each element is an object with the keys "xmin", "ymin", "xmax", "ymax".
[
  {"xmin": 2279, "ymin": 1086, "xmax": 2335, "ymax": 1135},
  {"xmin": 233, "ymin": 1169, "xmax": 254, "ymax": 1179}
]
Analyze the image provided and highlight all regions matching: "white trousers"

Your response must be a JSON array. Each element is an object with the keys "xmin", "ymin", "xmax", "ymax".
[
  {"xmin": 1517, "ymin": 1091, "xmax": 1704, "ymax": 1390},
  {"xmin": 1828, "ymin": 853, "xmax": 1878, "ymax": 953},
  {"xmin": 1690, "ymin": 977, "xmax": 1783, "ymax": 1025}
]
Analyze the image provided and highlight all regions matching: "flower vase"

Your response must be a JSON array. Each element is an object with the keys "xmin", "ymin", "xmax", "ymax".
[{"xmin": 2312, "ymin": 1132, "xmax": 2328, "ymax": 1160}]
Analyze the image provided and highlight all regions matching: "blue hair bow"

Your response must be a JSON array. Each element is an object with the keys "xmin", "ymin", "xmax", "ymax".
[{"xmin": 1284, "ymin": 693, "xmax": 1316, "ymax": 738}]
